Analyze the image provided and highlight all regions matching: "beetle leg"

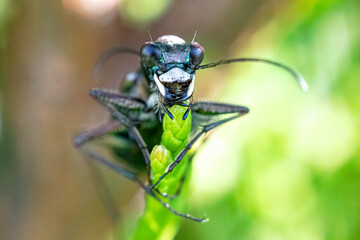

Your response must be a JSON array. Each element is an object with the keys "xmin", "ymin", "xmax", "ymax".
[
  {"xmin": 77, "ymin": 146, "xmax": 207, "ymax": 222},
  {"xmin": 155, "ymin": 158, "xmax": 192, "ymax": 200},
  {"xmin": 74, "ymin": 119, "xmax": 123, "ymax": 147},
  {"xmin": 89, "ymin": 88, "xmax": 152, "ymax": 169},
  {"xmin": 74, "ymin": 120, "xmax": 128, "ymax": 227},
  {"xmin": 75, "ymin": 120, "xmax": 205, "ymax": 222}
]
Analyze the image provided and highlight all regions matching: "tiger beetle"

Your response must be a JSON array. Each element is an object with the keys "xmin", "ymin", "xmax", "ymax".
[{"xmin": 74, "ymin": 34, "xmax": 307, "ymax": 222}]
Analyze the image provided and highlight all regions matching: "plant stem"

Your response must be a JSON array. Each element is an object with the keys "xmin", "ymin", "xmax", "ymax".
[{"xmin": 131, "ymin": 105, "xmax": 192, "ymax": 240}]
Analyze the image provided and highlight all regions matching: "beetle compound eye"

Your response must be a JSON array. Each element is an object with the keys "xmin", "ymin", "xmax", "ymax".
[
  {"xmin": 140, "ymin": 42, "xmax": 162, "ymax": 68},
  {"xmin": 189, "ymin": 42, "xmax": 205, "ymax": 66}
]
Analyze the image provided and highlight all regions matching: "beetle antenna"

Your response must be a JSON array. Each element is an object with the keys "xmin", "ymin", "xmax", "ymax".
[
  {"xmin": 92, "ymin": 47, "xmax": 139, "ymax": 80},
  {"xmin": 198, "ymin": 58, "xmax": 308, "ymax": 91},
  {"xmin": 148, "ymin": 30, "xmax": 154, "ymax": 42},
  {"xmin": 191, "ymin": 30, "xmax": 198, "ymax": 44}
]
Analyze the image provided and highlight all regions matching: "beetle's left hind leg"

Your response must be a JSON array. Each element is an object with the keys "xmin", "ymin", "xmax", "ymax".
[
  {"xmin": 76, "ymin": 139, "xmax": 207, "ymax": 222},
  {"xmin": 74, "ymin": 120, "xmax": 147, "ymax": 196},
  {"xmin": 75, "ymin": 121, "xmax": 161, "ymax": 220},
  {"xmin": 150, "ymin": 101, "xmax": 249, "ymax": 189},
  {"xmin": 74, "ymin": 120, "xmax": 128, "ymax": 227},
  {"xmin": 85, "ymin": 157, "xmax": 120, "ymax": 224}
]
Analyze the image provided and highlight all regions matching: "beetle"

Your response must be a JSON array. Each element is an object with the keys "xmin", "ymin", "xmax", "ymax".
[{"xmin": 74, "ymin": 34, "xmax": 307, "ymax": 222}]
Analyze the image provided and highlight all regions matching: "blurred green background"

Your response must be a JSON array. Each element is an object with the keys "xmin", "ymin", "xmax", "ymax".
[{"xmin": 1, "ymin": 0, "xmax": 359, "ymax": 239}]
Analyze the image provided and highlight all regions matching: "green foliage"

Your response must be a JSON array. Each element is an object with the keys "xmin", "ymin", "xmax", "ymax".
[
  {"xmin": 177, "ymin": 1, "xmax": 360, "ymax": 239},
  {"xmin": 131, "ymin": 105, "xmax": 192, "ymax": 240}
]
